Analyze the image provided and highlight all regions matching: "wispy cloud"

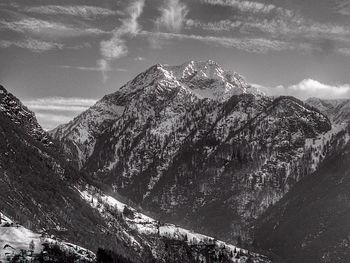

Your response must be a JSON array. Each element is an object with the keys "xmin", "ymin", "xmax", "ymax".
[
  {"xmin": 98, "ymin": 0, "xmax": 145, "ymax": 80},
  {"xmin": 184, "ymin": 11, "xmax": 350, "ymax": 57},
  {"xmin": 334, "ymin": 0, "xmax": 350, "ymax": 16},
  {"xmin": 200, "ymin": 0, "xmax": 279, "ymax": 15},
  {"xmin": 185, "ymin": 16, "xmax": 350, "ymax": 41},
  {"xmin": 0, "ymin": 18, "xmax": 108, "ymax": 40},
  {"xmin": 24, "ymin": 97, "xmax": 97, "ymax": 111},
  {"xmin": 134, "ymin": 56, "xmax": 145, "ymax": 61},
  {"xmin": 256, "ymin": 79, "xmax": 350, "ymax": 100},
  {"xmin": 0, "ymin": 38, "xmax": 63, "ymax": 52},
  {"xmin": 338, "ymin": 47, "xmax": 350, "ymax": 57},
  {"xmin": 24, "ymin": 97, "xmax": 97, "ymax": 130},
  {"xmin": 23, "ymin": 5, "xmax": 123, "ymax": 20},
  {"xmin": 186, "ymin": 19, "xmax": 242, "ymax": 31},
  {"xmin": 142, "ymin": 31, "xmax": 310, "ymax": 54},
  {"xmin": 57, "ymin": 65, "xmax": 127, "ymax": 72},
  {"xmin": 155, "ymin": 0, "xmax": 188, "ymax": 32}
]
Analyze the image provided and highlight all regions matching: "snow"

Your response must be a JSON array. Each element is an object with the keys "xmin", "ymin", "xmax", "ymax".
[
  {"xmin": 0, "ymin": 216, "xmax": 41, "ymax": 259},
  {"xmin": 0, "ymin": 212, "xmax": 95, "ymax": 262},
  {"xmin": 305, "ymin": 123, "xmax": 348, "ymax": 171},
  {"xmin": 78, "ymin": 188, "xmax": 267, "ymax": 262}
]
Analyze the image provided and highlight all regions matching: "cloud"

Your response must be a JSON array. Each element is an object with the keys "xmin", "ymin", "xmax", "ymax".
[
  {"xmin": 200, "ymin": 0, "xmax": 277, "ymax": 15},
  {"xmin": 184, "ymin": 11, "xmax": 350, "ymax": 57},
  {"xmin": 23, "ymin": 5, "xmax": 122, "ymax": 19},
  {"xmin": 58, "ymin": 65, "xmax": 127, "ymax": 72},
  {"xmin": 0, "ymin": 18, "xmax": 108, "ymax": 40},
  {"xmin": 58, "ymin": 63, "xmax": 127, "ymax": 82},
  {"xmin": 338, "ymin": 48, "xmax": 350, "ymax": 57},
  {"xmin": 98, "ymin": 0, "xmax": 145, "ymax": 80},
  {"xmin": 334, "ymin": 0, "xmax": 350, "ymax": 16},
  {"xmin": 185, "ymin": 16, "xmax": 350, "ymax": 42},
  {"xmin": 24, "ymin": 97, "xmax": 97, "ymax": 130},
  {"xmin": 156, "ymin": 0, "xmax": 188, "ymax": 32},
  {"xmin": 134, "ymin": 56, "xmax": 145, "ymax": 61},
  {"xmin": 185, "ymin": 19, "xmax": 242, "ymax": 31},
  {"xmin": 0, "ymin": 38, "xmax": 63, "ymax": 52},
  {"xmin": 24, "ymin": 97, "xmax": 97, "ymax": 111},
  {"xmin": 256, "ymin": 79, "xmax": 350, "ymax": 100},
  {"xmin": 35, "ymin": 113, "xmax": 75, "ymax": 130},
  {"xmin": 141, "ymin": 31, "xmax": 310, "ymax": 53}
]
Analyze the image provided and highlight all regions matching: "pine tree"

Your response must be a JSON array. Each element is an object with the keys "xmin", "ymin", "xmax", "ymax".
[{"xmin": 29, "ymin": 240, "xmax": 35, "ymax": 251}]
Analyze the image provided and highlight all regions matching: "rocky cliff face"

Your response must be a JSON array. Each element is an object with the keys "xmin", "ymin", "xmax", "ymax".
[
  {"xmin": 50, "ymin": 61, "xmax": 332, "ymax": 244},
  {"xmin": 0, "ymin": 85, "xmax": 50, "ymax": 144}
]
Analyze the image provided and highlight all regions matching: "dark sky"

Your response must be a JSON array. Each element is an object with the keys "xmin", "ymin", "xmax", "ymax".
[{"xmin": 1, "ymin": 0, "xmax": 350, "ymax": 129}]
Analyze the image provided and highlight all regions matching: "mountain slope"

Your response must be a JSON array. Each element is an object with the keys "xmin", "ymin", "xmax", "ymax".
[
  {"xmin": 306, "ymin": 97, "xmax": 350, "ymax": 124},
  {"xmin": 254, "ymin": 126, "xmax": 350, "ymax": 263},
  {"xmin": 50, "ymin": 61, "xmax": 332, "ymax": 245},
  {"xmin": 0, "ymin": 86, "xmax": 148, "ymax": 260},
  {"xmin": 0, "ymin": 85, "xmax": 270, "ymax": 263}
]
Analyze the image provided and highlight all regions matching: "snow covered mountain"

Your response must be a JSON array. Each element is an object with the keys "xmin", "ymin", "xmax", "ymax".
[
  {"xmin": 0, "ymin": 84, "xmax": 270, "ymax": 263},
  {"xmin": 50, "ymin": 60, "xmax": 262, "ymax": 168},
  {"xmin": 50, "ymin": 61, "xmax": 333, "ymax": 246}
]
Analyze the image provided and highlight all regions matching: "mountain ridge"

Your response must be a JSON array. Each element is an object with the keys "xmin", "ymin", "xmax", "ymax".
[{"xmin": 50, "ymin": 61, "xmax": 333, "ymax": 248}]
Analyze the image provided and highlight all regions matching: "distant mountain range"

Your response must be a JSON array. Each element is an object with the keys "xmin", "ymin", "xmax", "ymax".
[{"xmin": 2, "ymin": 60, "xmax": 350, "ymax": 263}]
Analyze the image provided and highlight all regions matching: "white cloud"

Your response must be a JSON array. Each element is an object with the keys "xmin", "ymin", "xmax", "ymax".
[
  {"xmin": 98, "ymin": 0, "xmax": 145, "ymax": 80},
  {"xmin": 256, "ymin": 79, "xmax": 350, "ymax": 100},
  {"xmin": 0, "ymin": 18, "xmax": 108, "ymax": 40},
  {"xmin": 185, "ymin": 19, "xmax": 242, "ymax": 31},
  {"xmin": 58, "ymin": 64, "xmax": 127, "ymax": 72},
  {"xmin": 338, "ymin": 48, "xmax": 350, "ymax": 57},
  {"xmin": 156, "ymin": 0, "xmax": 188, "ymax": 32},
  {"xmin": 23, "ymin": 5, "xmax": 122, "ymax": 19},
  {"xmin": 134, "ymin": 56, "xmax": 145, "ymax": 61},
  {"xmin": 35, "ymin": 113, "xmax": 76, "ymax": 130},
  {"xmin": 0, "ymin": 38, "xmax": 63, "ymax": 52},
  {"xmin": 200, "ymin": 0, "xmax": 276, "ymax": 15},
  {"xmin": 185, "ymin": 16, "xmax": 350, "ymax": 43},
  {"xmin": 24, "ymin": 97, "xmax": 97, "ymax": 130},
  {"xmin": 24, "ymin": 97, "xmax": 97, "ymax": 110},
  {"xmin": 141, "ymin": 31, "xmax": 309, "ymax": 53},
  {"xmin": 334, "ymin": 0, "xmax": 350, "ymax": 16}
]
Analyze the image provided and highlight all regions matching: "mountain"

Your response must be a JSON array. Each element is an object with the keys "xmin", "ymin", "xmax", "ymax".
[
  {"xmin": 254, "ymin": 125, "xmax": 350, "ymax": 262},
  {"xmin": 0, "ymin": 85, "xmax": 50, "ymax": 144},
  {"xmin": 0, "ymin": 84, "xmax": 269, "ymax": 263},
  {"xmin": 306, "ymin": 97, "xmax": 350, "ymax": 124},
  {"xmin": 50, "ymin": 60, "xmax": 263, "ymax": 168},
  {"xmin": 0, "ymin": 85, "xmax": 145, "ymax": 259},
  {"xmin": 50, "ymin": 61, "xmax": 333, "ymax": 245}
]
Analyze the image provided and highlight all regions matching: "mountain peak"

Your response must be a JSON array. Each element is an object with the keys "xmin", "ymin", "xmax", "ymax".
[
  {"xmin": 0, "ymin": 85, "xmax": 8, "ymax": 94},
  {"xmin": 121, "ymin": 60, "xmax": 264, "ymax": 101},
  {"xmin": 0, "ymin": 85, "xmax": 49, "ymax": 143}
]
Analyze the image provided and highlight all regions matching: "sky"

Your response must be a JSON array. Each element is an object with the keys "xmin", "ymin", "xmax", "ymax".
[{"xmin": 1, "ymin": 0, "xmax": 350, "ymax": 129}]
